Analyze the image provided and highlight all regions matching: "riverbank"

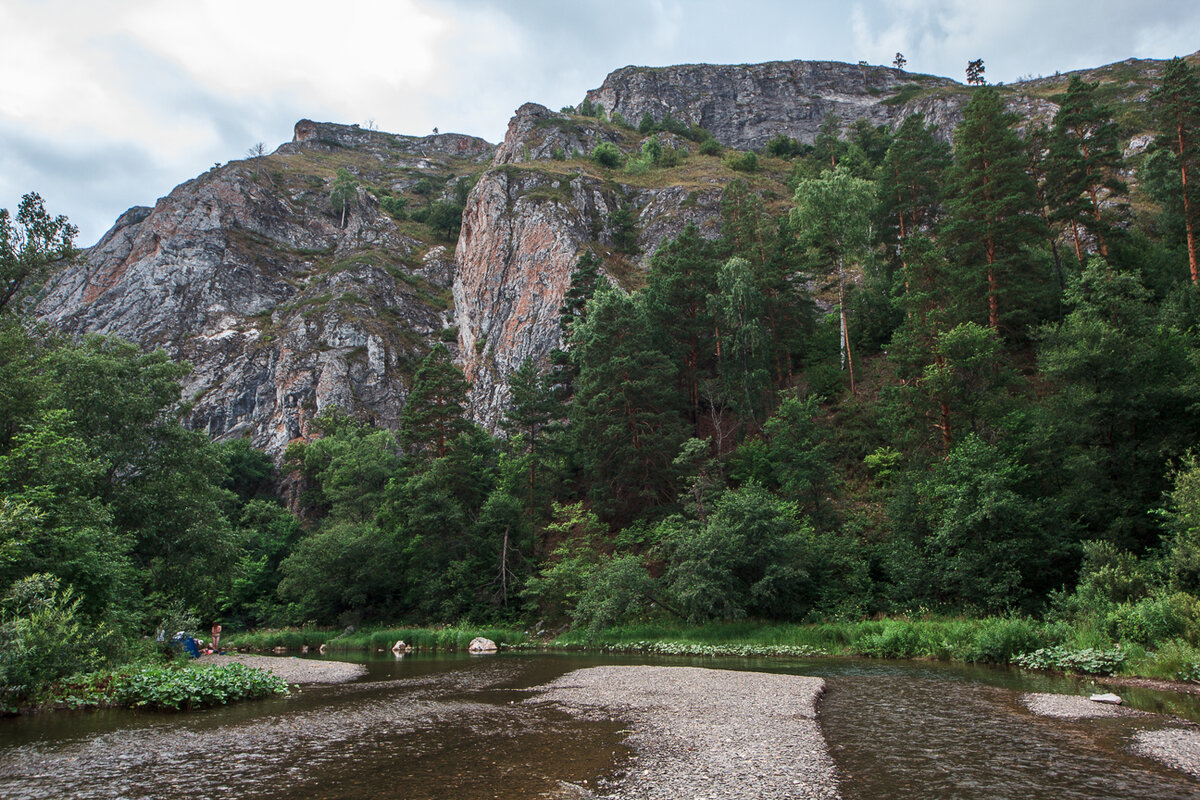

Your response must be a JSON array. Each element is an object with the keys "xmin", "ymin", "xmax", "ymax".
[
  {"xmin": 197, "ymin": 654, "xmax": 367, "ymax": 685},
  {"xmin": 222, "ymin": 624, "xmax": 527, "ymax": 653},
  {"xmin": 553, "ymin": 618, "xmax": 1200, "ymax": 686},
  {"xmin": 532, "ymin": 665, "xmax": 839, "ymax": 799}
]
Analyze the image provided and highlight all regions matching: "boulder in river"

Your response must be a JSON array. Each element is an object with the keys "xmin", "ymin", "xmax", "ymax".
[
  {"xmin": 468, "ymin": 637, "xmax": 498, "ymax": 653},
  {"xmin": 1090, "ymin": 693, "xmax": 1122, "ymax": 705},
  {"xmin": 392, "ymin": 640, "xmax": 410, "ymax": 653}
]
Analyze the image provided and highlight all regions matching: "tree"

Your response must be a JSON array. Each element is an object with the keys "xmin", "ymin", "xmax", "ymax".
[
  {"xmin": 499, "ymin": 358, "xmax": 561, "ymax": 522},
  {"xmin": 592, "ymin": 142, "xmax": 623, "ymax": 169},
  {"xmin": 1151, "ymin": 57, "xmax": 1200, "ymax": 283},
  {"xmin": 966, "ymin": 59, "xmax": 985, "ymax": 86},
  {"xmin": 1048, "ymin": 77, "xmax": 1127, "ymax": 262},
  {"xmin": 893, "ymin": 52, "xmax": 907, "ymax": 70},
  {"xmin": 943, "ymin": 86, "xmax": 1048, "ymax": 335},
  {"xmin": 643, "ymin": 225, "xmax": 721, "ymax": 430},
  {"xmin": 792, "ymin": 166, "xmax": 876, "ymax": 394},
  {"xmin": 0, "ymin": 193, "xmax": 76, "ymax": 315},
  {"xmin": 426, "ymin": 201, "xmax": 464, "ymax": 240},
  {"xmin": 570, "ymin": 284, "xmax": 687, "ymax": 522},
  {"xmin": 878, "ymin": 114, "xmax": 951, "ymax": 281},
  {"xmin": 661, "ymin": 483, "xmax": 816, "ymax": 621},
  {"xmin": 906, "ymin": 435, "xmax": 1053, "ymax": 612},
  {"xmin": 709, "ymin": 257, "xmax": 772, "ymax": 426},
  {"xmin": 246, "ymin": 142, "xmax": 267, "ymax": 158},
  {"xmin": 1036, "ymin": 261, "xmax": 1200, "ymax": 549},
  {"xmin": 400, "ymin": 344, "xmax": 471, "ymax": 459},
  {"xmin": 330, "ymin": 168, "xmax": 358, "ymax": 228}
]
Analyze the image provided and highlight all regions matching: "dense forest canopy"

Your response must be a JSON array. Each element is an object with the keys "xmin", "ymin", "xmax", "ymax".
[{"xmin": 4, "ymin": 57, "xmax": 1200, "ymax": 695}]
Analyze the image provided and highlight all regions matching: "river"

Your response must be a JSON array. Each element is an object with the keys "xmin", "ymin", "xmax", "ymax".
[{"xmin": 0, "ymin": 652, "xmax": 1197, "ymax": 798}]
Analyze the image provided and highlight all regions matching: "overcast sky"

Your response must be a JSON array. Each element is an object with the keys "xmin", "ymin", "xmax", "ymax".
[{"xmin": 3, "ymin": 0, "xmax": 1197, "ymax": 245}]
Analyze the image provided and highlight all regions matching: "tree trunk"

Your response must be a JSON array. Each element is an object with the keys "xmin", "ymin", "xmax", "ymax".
[{"xmin": 1180, "ymin": 123, "xmax": 1199, "ymax": 283}]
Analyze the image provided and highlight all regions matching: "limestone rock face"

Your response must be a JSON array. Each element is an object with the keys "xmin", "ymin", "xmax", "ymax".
[
  {"xmin": 36, "ymin": 121, "xmax": 494, "ymax": 456},
  {"xmin": 585, "ymin": 61, "xmax": 963, "ymax": 149},
  {"xmin": 453, "ymin": 104, "xmax": 724, "ymax": 428}
]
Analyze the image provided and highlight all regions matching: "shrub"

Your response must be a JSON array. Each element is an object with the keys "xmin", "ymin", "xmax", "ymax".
[
  {"xmin": 1106, "ymin": 593, "xmax": 1192, "ymax": 646},
  {"xmin": 379, "ymin": 195, "xmax": 408, "ymax": 219},
  {"xmin": 592, "ymin": 142, "xmax": 623, "ymax": 169},
  {"xmin": 966, "ymin": 617, "xmax": 1043, "ymax": 663},
  {"xmin": 0, "ymin": 575, "xmax": 113, "ymax": 703},
  {"xmin": 726, "ymin": 151, "xmax": 759, "ymax": 173},
  {"xmin": 699, "ymin": 138, "xmax": 723, "ymax": 156}
]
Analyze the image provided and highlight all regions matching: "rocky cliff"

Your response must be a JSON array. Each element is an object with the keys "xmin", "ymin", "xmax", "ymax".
[
  {"xmin": 584, "ymin": 61, "xmax": 968, "ymax": 148},
  {"xmin": 37, "ymin": 121, "xmax": 493, "ymax": 455},
  {"xmin": 453, "ymin": 102, "xmax": 731, "ymax": 425},
  {"xmin": 35, "ymin": 54, "xmax": 1172, "ymax": 449}
]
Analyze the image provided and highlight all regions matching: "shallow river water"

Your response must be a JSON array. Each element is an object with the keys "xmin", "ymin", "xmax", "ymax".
[{"xmin": 1, "ymin": 652, "xmax": 1198, "ymax": 799}]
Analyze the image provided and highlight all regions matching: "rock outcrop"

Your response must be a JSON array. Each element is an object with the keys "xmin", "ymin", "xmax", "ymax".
[
  {"xmin": 584, "ymin": 61, "xmax": 963, "ymax": 148},
  {"xmin": 37, "ymin": 121, "xmax": 493, "ymax": 456},
  {"xmin": 453, "ymin": 103, "xmax": 725, "ymax": 427},
  {"xmin": 35, "ymin": 54, "xmax": 1174, "ymax": 448}
]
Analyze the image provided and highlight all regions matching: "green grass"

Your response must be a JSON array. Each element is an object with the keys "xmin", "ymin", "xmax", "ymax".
[
  {"xmin": 222, "ymin": 624, "xmax": 528, "ymax": 653},
  {"xmin": 558, "ymin": 617, "xmax": 1057, "ymax": 666}
]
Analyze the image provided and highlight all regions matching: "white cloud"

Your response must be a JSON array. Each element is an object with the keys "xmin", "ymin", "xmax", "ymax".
[{"xmin": 3, "ymin": 0, "xmax": 1199, "ymax": 244}]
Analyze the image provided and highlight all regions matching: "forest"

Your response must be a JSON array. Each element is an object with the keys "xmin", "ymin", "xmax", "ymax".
[{"xmin": 3, "ymin": 58, "xmax": 1200, "ymax": 698}]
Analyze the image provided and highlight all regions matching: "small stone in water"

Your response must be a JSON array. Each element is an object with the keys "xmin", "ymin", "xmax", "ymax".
[{"xmin": 1089, "ymin": 692, "xmax": 1122, "ymax": 705}]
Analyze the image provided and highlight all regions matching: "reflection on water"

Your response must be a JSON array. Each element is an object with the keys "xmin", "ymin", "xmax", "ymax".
[{"xmin": 0, "ymin": 652, "xmax": 1197, "ymax": 799}]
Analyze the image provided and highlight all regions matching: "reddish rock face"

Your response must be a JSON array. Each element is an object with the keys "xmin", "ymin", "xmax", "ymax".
[{"xmin": 452, "ymin": 103, "xmax": 726, "ymax": 428}]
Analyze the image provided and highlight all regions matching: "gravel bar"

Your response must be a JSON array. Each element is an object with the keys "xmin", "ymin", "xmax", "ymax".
[
  {"xmin": 1133, "ymin": 728, "xmax": 1200, "ymax": 779},
  {"xmin": 1021, "ymin": 692, "xmax": 1151, "ymax": 720},
  {"xmin": 531, "ymin": 665, "xmax": 839, "ymax": 799},
  {"xmin": 197, "ymin": 653, "xmax": 367, "ymax": 684}
]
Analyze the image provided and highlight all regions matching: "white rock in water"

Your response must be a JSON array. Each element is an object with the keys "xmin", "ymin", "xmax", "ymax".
[
  {"xmin": 392, "ymin": 640, "xmax": 409, "ymax": 653},
  {"xmin": 468, "ymin": 637, "xmax": 498, "ymax": 653},
  {"xmin": 1090, "ymin": 692, "xmax": 1122, "ymax": 705}
]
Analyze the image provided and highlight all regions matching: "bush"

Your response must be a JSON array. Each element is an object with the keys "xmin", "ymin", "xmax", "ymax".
[
  {"xmin": 592, "ymin": 142, "xmax": 623, "ymax": 169},
  {"xmin": 379, "ymin": 195, "xmax": 407, "ymax": 220},
  {"xmin": 0, "ymin": 575, "xmax": 114, "ymax": 703},
  {"xmin": 1106, "ymin": 593, "xmax": 1194, "ymax": 646},
  {"xmin": 726, "ymin": 151, "xmax": 759, "ymax": 172},
  {"xmin": 966, "ymin": 617, "xmax": 1043, "ymax": 663},
  {"xmin": 699, "ymin": 138, "xmax": 723, "ymax": 156}
]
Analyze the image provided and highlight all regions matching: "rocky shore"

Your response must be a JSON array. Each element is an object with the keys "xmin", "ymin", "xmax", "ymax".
[
  {"xmin": 1023, "ymin": 691, "xmax": 1200, "ymax": 782},
  {"xmin": 197, "ymin": 653, "xmax": 367, "ymax": 685},
  {"xmin": 531, "ymin": 665, "xmax": 839, "ymax": 799}
]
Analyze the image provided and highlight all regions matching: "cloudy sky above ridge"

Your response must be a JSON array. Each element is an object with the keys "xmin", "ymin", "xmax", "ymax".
[{"xmin": 2, "ymin": 0, "xmax": 1197, "ymax": 245}]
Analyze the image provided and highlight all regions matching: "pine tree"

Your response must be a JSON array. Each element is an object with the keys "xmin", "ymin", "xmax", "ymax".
[
  {"xmin": 878, "ymin": 114, "xmax": 951, "ymax": 283},
  {"xmin": 1151, "ymin": 57, "xmax": 1200, "ymax": 283},
  {"xmin": 943, "ymin": 86, "xmax": 1047, "ymax": 335},
  {"xmin": 643, "ymin": 225, "xmax": 720, "ymax": 431},
  {"xmin": 570, "ymin": 285, "xmax": 687, "ymax": 522},
  {"xmin": 1022, "ymin": 124, "xmax": 1067, "ymax": 292},
  {"xmin": 1049, "ymin": 77, "xmax": 1127, "ymax": 262},
  {"xmin": 400, "ymin": 344, "xmax": 471, "ymax": 459},
  {"xmin": 499, "ymin": 358, "xmax": 561, "ymax": 521}
]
